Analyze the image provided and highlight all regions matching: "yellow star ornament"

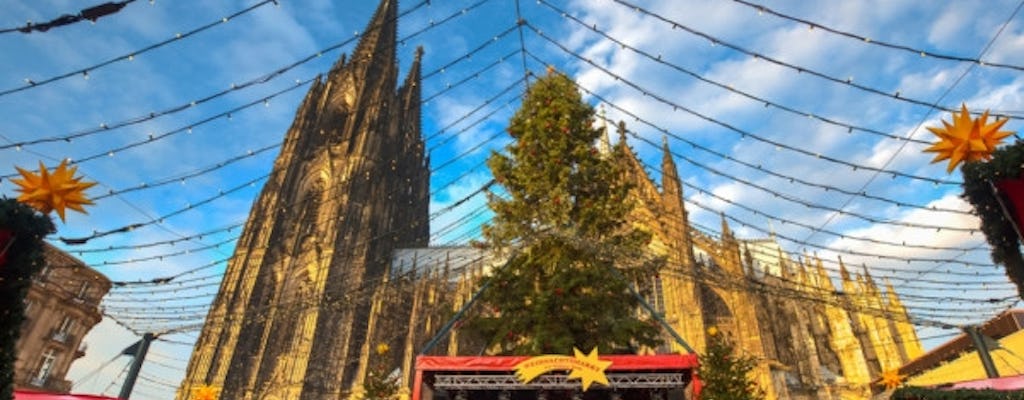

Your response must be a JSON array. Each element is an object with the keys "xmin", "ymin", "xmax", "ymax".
[
  {"xmin": 567, "ymin": 347, "xmax": 613, "ymax": 391},
  {"xmin": 513, "ymin": 347, "xmax": 613, "ymax": 391},
  {"xmin": 925, "ymin": 104, "xmax": 1014, "ymax": 173},
  {"xmin": 192, "ymin": 384, "xmax": 219, "ymax": 400},
  {"xmin": 880, "ymin": 369, "xmax": 905, "ymax": 390},
  {"xmin": 11, "ymin": 160, "xmax": 96, "ymax": 222}
]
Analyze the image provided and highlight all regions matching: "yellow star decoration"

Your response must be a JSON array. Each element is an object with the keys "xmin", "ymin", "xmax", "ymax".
[
  {"xmin": 191, "ymin": 384, "xmax": 219, "ymax": 400},
  {"xmin": 376, "ymin": 343, "xmax": 390, "ymax": 355},
  {"xmin": 567, "ymin": 348, "xmax": 613, "ymax": 391},
  {"xmin": 880, "ymin": 369, "xmax": 905, "ymax": 390},
  {"xmin": 11, "ymin": 159, "xmax": 96, "ymax": 222},
  {"xmin": 514, "ymin": 347, "xmax": 612, "ymax": 391},
  {"xmin": 925, "ymin": 104, "xmax": 1014, "ymax": 173}
]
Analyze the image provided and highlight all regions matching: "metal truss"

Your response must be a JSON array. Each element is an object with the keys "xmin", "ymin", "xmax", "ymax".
[{"xmin": 432, "ymin": 373, "xmax": 688, "ymax": 390}]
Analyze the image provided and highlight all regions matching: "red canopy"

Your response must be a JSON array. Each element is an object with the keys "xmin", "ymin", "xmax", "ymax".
[
  {"xmin": 413, "ymin": 354, "xmax": 701, "ymax": 400},
  {"xmin": 14, "ymin": 390, "xmax": 121, "ymax": 400},
  {"xmin": 416, "ymin": 353, "xmax": 700, "ymax": 371},
  {"xmin": 949, "ymin": 374, "xmax": 1024, "ymax": 391}
]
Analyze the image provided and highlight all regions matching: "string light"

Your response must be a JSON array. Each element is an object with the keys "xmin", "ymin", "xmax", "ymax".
[
  {"xmin": 59, "ymin": 174, "xmax": 268, "ymax": 244},
  {"xmin": 108, "ymin": 279, "xmax": 220, "ymax": 296},
  {"xmin": 0, "ymin": 0, "xmax": 281, "ymax": 97},
  {"xmin": 582, "ymin": 85, "xmax": 970, "ymax": 216},
  {"xmin": 92, "ymin": 143, "xmax": 278, "ymax": 201},
  {"xmin": 0, "ymin": 0, "xmax": 136, "ymax": 35},
  {"xmin": 728, "ymin": 0, "xmax": 1024, "ymax": 73},
  {"xmin": 0, "ymin": 0, "xmax": 497, "ymax": 195},
  {"xmin": 426, "ymin": 77, "xmax": 524, "ymax": 143},
  {"xmin": 529, "ymin": 52, "xmax": 979, "ymax": 238},
  {"xmin": 523, "ymin": 27, "xmax": 961, "ymax": 187},
  {"xmin": 88, "ymin": 236, "xmax": 237, "ymax": 267},
  {"xmin": 4, "ymin": 37, "xmax": 518, "ymax": 194},
  {"xmin": 1, "ymin": 80, "xmax": 312, "ymax": 180},
  {"xmin": 534, "ymin": 0, "xmax": 931, "ymax": 145},
  {"xmin": 422, "ymin": 49, "xmax": 520, "ymax": 104},
  {"xmin": 71, "ymin": 221, "xmax": 243, "ymax": 254},
  {"xmin": 608, "ymin": 0, "xmax": 1024, "ymax": 121}
]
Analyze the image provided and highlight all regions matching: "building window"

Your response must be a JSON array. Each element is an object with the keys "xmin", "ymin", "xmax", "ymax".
[
  {"xmin": 35, "ymin": 265, "xmax": 51, "ymax": 282},
  {"xmin": 651, "ymin": 275, "xmax": 666, "ymax": 316},
  {"xmin": 24, "ymin": 298, "xmax": 34, "ymax": 315},
  {"xmin": 76, "ymin": 281, "xmax": 91, "ymax": 300},
  {"xmin": 57, "ymin": 315, "xmax": 75, "ymax": 333},
  {"xmin": 52, "ymin": 315, "xmax": 76, "ymax": 343},
  {"xmin": 31, "ymin": 349, "xmax": 58, "ymax": 387}
]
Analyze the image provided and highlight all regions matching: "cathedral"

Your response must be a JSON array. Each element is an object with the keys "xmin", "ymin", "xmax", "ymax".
[{"xmin": 176, "ymin": 1, "xmax": 923, "ymax": 399}]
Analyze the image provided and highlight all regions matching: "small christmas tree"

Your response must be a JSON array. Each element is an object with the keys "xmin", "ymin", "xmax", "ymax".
[
  {"xmin": 466, "ymin": 69, "xmax": 663, "ymax": 355},
  {"xmin": 362, "ymin": 344, "xmax": 399, "ymax": 400},
  {"xmin": 698, "ymin": 327, "xmax": 765, "ymax": 400}
]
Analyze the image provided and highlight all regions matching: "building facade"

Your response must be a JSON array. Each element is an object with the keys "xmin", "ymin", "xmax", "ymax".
[
  {"xmin": 176, "ymin": 0, "xmax": 429, "ymax": 398},
  {"xmin": 177, "ymin": 0, "xmax": 923, "ymax": 398},
  {"xmin": 15, "ymin": 244, "xmax": 110, "ymax": 393},
  {"xmin": 598, "ymin": 124, "xmax": 924, "ymax": 399}
]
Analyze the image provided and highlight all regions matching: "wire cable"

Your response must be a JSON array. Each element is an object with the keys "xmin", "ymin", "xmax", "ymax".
[
  {"xmin": 608, "ymin": 0, "xmax": 1024, "ymax": 121},
  {"xmin": 1, "ymin": 0, "xmax": 136, "ymax": 35},
  {"xmin": 0, "ymin": 0, "xmax": 280, "ymax": 97},
  {"xmin": 728, "ymin": 0, "xmax": 1024, "ymax": 73}
]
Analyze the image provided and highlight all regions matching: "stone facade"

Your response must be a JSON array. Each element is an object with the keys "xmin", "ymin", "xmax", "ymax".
[
  {"xmin": 15, "ymin": 244, "xmax": 110, "ymax": 393},
  {"xmin": 176, "ymin": 0, "xmax": 428, "ymax": 398},
  {"xmin": 596, "ymin": 124, "xmax": 925, "ymax": 399}
]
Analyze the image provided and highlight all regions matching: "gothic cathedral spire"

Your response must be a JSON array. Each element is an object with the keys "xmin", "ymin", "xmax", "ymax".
[{"xmin": 176, "ymin": 1, "xmax": 428, "ymax": 398}]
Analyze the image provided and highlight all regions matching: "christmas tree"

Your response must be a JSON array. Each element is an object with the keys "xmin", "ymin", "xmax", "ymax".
[
  {"xmin": 0, "ymin": 199, "xmax": 54, "ymax": 400},
  {"xmin": 362, "ymin": 344, "xmax": 399, "ymax": 400},
  {"xmin": 467, "ymin": 69, "xmax": 663, "ymax": 355},
  {"xmin": 698, "ymin": 327, "xmax": 765, "ymax": 400}
]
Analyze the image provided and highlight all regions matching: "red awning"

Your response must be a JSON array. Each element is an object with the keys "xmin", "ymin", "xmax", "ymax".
[
  {"xmin": 949, "ymin": 375, "xmax": 1024, "ymax": 391},
  {"xmin": 415, "ymin": 353, "xmax": 700, "ymax": 371},
  {"xmin": 14, "ymin": 390, "xmax": 121, "ymax": 400}
]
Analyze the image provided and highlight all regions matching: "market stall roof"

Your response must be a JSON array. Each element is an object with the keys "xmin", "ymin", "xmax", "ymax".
[
  {"xmin": 416, "ymin": 353, "xmax": 700, "ymax": 371},
  {"xmin": 949, "ymin": 375, "xmax": 1024, "ymax": 391},
  {"xmin": 14, "ymin": 390, "xmax": 120, "ymax": 400},
  {"xmin": 412, "ymin": 353, "xmax": 701, "ymax": 399}
]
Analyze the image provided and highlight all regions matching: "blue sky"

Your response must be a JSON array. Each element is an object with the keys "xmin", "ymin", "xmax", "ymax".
[{"xmin": 3, "ymin": 0, "xmax": 1024, "ymax": 398}]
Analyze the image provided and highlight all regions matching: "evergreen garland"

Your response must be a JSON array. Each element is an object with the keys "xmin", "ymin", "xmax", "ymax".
[
  {"xmin": 892, "ymin": 386, "xmax": 1024, "ymax": 400},
  {"xmin": 0, "ymin": 198, "xmax": 54, "ymax": 400},
  {"xmin": 466, "ymin": 71, "xmax": 663, "ymax": 355},
  {"xmin": 697, "ymin": 328, "xmax": 765, "ymax": 400},
  {"xmin": 961, "ymin": 141, "xmax": 1024, "ymax": 299}
]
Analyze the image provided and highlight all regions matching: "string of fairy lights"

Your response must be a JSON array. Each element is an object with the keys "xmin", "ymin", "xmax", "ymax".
[
  {"xmin": 726, "ymin": 0, "xmax": 1024, "ymax": 73},
  {"xmin": 536, "ymin": 0, "xmax": 935, "ymax": 147},
  {"xmin": 527, "ymin": 50, "xmax": 986, "ymax": 249},
  {"xmin": 0, "ymin": 0, "xmax": 137, "ymax": 35},
  {"xmin": 608, "ymin": 0, "xmax": 1024, "ymax": 120},
  {"xmin": 92, "ymin": 142, "xmax": 1010, "ymax": 330},
  {"xmin": 0, "ymin": 0, "xmax": 285, "ymax": 97},
  {"xmin": 527, "ymin": 24, "xmax": 963, "ymax": 187},
  {"xmin": 1, "ymin": 0, "xmax": 498, "ymax": 155},
  {"xmin": 6, "ymin": 0, "xmax": 1024, "ymax": 394}
]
